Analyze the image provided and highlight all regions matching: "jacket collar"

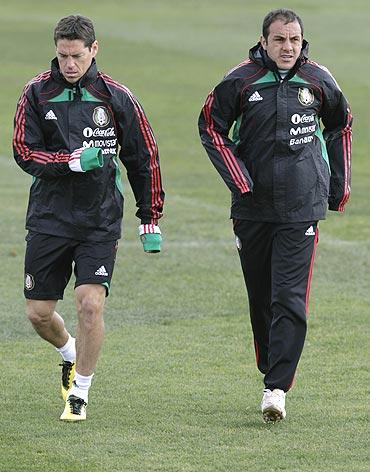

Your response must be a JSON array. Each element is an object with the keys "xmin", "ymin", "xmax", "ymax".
[
  {"xmin": 249, "ymin": 40, "xmax": 309, "ymax": 79},
  {"xmin": 50, "ymin": 57, "xmax": 98, "ymax": 88}
]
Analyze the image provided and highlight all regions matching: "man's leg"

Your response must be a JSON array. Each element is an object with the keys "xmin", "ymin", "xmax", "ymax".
[
  {"xmin": 74, "ymin": 284, "xmax": 106, "ymax": 377},
  {"xmin": 26, "ymin": 299, "xmax": 68, "ymax": 348},
  {"xmin": 60, "ymin": 284, "xmax": 106, "ymax": 421},
  {"xmin": 260, "ymin": 222, "xmax": 318, "ymax": 423},
  {"xmin": 26, "ymin": 299, "xmax": 76, "ymax": 400},
  {"xmin": 234, "ymin": 220, "xmax": 274, "ymax": 374},
  {"xmin": 265, "ymin": 222, "xmax": 319, "ymax": 392},
  {"xmin": 24, "ymin": 234, "xmax": 71, "ymax": 349},
  {"xmin": 60, "ymin": 239, "xmax": 117, "ymax": 421},
  {"xmin": 24, "ymin": 233, "xmax": 77, "ymax": 402}
]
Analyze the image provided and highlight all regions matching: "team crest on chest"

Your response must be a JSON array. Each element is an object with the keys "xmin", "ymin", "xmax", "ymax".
[
  {"xmin": 298, "ymin": 87, "xmax": 314, "ymax": 106},
  {"xmin": 93, "ymin": 106, "xmax": 110, "ymax": 127}
]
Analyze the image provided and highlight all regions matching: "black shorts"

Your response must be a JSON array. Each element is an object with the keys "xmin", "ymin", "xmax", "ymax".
[{"xmin": 24, "ymin": 232, "xmax": 118, "ymax": 300}]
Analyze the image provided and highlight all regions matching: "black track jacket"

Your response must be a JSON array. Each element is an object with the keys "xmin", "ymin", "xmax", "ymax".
[
  {"xmin": 198, "ymin": 42, "xmax": 352, "ymax": 222},
  {"xmin": 13, "ymin": 58, "xmax": 164, "ymax": 241}
]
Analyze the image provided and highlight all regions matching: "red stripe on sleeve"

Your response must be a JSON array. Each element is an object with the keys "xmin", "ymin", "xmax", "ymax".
[
  {"xmin": 100, "ymin": 74, "xmax": 163, "ymax": 223},
  {"xmin": 203, "ymin": 92, "xmax": 250, "ymax": 194},
  {"xmin": 13, "ymin": 71, "xmax": 70, "ymax": 164},
  {"xmin": 338, "ymin": 110, "xmax": 352, "ymax": 211}
]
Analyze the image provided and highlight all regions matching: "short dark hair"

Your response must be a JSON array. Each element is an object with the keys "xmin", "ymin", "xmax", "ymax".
[
  {"xmin": 54, "ymin": 15, "xmax": 96, "ymax": 48},
  {"xmin": 262, "ymin": 9, "xmax": 304, "ymax": 39}
]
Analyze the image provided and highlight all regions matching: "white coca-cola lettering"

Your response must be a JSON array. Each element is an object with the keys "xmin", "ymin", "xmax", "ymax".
[
  {"xmin": 83, "ymin": 127, "xmax": 115, "ymax": 138},
  {"xmin": 291, "ymin": 113, "xmax": 315, "ymax": 125}
]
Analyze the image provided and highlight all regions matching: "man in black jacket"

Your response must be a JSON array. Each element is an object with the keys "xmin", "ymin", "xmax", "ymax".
[
  {"xmin": 198, "ymin": 9, "xmax": 352, "ymax": 422},
  {"xmin": 13, "ymin": 15, "xmax": 165, "ymax": 421}
]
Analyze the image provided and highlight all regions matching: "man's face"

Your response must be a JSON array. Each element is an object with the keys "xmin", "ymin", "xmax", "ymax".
[
  {"xmin": 260, "ymin": 19, "xmax": 303, "ymax": 70},
  {"xmin": 56, "ymin": 39, "xmax": 98, "ymax": 83}
]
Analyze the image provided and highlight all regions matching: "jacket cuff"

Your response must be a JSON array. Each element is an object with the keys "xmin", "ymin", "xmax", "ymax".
[{"xmin": 139, "ymin": 224, "xmax": 161, "ymax": 235}]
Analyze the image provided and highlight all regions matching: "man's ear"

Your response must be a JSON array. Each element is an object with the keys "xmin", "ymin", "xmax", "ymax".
[
  {"xmin": 260, "ymin": 35, "xmax": 267, "ymax": 50},
  {"xmin": 91, "ymin": 40, "xmax": 99, "ymax": 57}
]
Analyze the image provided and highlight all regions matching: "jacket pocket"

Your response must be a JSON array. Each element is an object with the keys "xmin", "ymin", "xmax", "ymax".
[{"xmin": 311, "ymin": 151, "xmax": 330, "ymax": 199}]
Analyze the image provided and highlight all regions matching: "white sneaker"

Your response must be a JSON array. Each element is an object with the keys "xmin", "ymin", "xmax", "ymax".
[{"xmin": 261, "ymin": 388, "xmax": 286, "ymax": 423}]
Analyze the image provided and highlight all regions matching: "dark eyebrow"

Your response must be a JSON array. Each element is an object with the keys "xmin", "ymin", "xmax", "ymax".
[
  {"xmin": 57, "ymin": 51, "xmax": 84, "ymax": 58},
  {"xmin": 272, "ymin": 33, "xmax": 301, "ymax": 40}
]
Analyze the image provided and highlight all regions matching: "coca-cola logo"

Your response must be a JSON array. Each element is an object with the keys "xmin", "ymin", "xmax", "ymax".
[
  {"xmin": 291, "ymin": 113, "xmax": 315, "ymax": 125},
  {"xmin": 83, "ymin": 127, "xmax": 115, "ymax": 138}
]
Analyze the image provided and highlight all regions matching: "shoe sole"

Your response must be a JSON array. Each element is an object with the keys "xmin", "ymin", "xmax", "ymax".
[
  {"xmin": 60, "ymin": 415, "xmax": 86, "ymax": 422},
  {"xmin": 60, "ymin": 407, "xmax": 86, "ymax": 422},
  {"xmin": 262, "ymin": 407, "xmax": 285, "ymax": 423}
]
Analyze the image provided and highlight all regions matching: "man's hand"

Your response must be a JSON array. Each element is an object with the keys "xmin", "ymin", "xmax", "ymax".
[
  {"xmin": 68, "ymin": 147, "xmax": 104, "ymax": 172},
  {"xmin": 139, "ymin": 224, "xmax": 162, "ymax": 253}
]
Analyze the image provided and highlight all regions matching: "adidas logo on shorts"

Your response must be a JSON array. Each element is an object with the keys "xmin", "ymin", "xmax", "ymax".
[
  {"xmin": 305, "ymin": 225, "xmax": 315, "ymax": 236},
  {"xmin": 95, "ymin": 265, "xmax": 109, "ymax": 276}
]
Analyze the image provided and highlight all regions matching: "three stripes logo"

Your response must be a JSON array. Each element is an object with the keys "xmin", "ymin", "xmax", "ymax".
[
  {"xmin": 305, "ymin": 226, "xmax": 316, "ymax": 236},
  {"xmin": 45, "ymin": 110, "xmax": 57, "ymax": 120},
  {"xmin": 95, "ymin": 265, "xmax": 109, "ymax": 276},
  {"xmin": 248, "ymin": 91, "xmax": 263, "ymax": 102}
]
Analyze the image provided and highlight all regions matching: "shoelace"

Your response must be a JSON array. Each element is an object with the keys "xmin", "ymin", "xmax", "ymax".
[
  {"xmin": 67, "ymin": 396, "xmax": 87, "ymax": 415},
  {"xmin": 59, "ymin": 361, "xmax": 74, "ymax": 388}
]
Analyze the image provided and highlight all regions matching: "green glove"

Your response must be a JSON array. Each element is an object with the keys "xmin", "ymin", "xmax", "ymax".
[
  {"xmin": 69, "ymin": 147, "xmax": 104, "ymax": 172},
  {"xmin": 80, "ymin": 147, "xmax": 104, "ymax": 171},
  {"xmin": 139, "ymin": 224, "xmax": 162, "ymax": 253}
]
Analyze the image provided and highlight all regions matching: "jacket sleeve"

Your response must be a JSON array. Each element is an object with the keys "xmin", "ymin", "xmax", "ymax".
[
  {"xmin": 198, "ymin": 76, "xmax": 253, "ymax": 196},
  {"xmin": 116, "ymin": 91, "xmax": 164, "ymax": 225},
  {"xmin": 320, "ymin": 72, "xmax": 352, "ymax": 212},
  {"xmin": 13, "ymin": 83, "xmax": 71, "ymax": 180}
]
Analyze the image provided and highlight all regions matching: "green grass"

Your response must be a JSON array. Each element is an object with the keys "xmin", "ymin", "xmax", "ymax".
[{"xmin": 1, "ymin": 0, "xmax": 370, "ymax": 471}]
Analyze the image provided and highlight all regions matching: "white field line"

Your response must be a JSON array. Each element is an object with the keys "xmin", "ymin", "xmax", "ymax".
[
  {"xmin": 169, "ymin": 194, "xmax": 228, "ymax": 215},
  {"xmin": 2, "ymin": 155, "xmax": 369, "ymax": 255},
  {"xmin": 320, "ymin": 234, "xmax": 370, "ymax": 254},
  {"xmin": 120, "ymin": 234, "xmax": 370, "ymax": 257},
  {"xmin": 121, "ymin": 239, "xmax": 235, "ymax": 249}
]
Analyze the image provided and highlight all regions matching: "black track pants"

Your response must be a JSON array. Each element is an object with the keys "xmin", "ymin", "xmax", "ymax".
[{"xmin": 233, "ymin": 219, "xmax": 319, "ymax": 392}]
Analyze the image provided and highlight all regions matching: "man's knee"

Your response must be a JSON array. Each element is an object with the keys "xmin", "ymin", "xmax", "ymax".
[
  {"xmin": 79, "ymin": 296, "xmax": 103, "ymax": 317},
  {"xmin": 76, "ymin": 285, "xmax": 105, "ymax": 329},
  {"xmin": 26, "ymin": 300, "xmax": 56, "ymax": 327},
  {"xmin": 77, "ymin": 302, "xmax": 104, "ymax": 333}
]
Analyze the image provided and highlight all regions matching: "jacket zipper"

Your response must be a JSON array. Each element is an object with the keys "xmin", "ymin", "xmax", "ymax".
[{"xmin": 69, "ymin": 85, "xmax": 80, "ymax": 101}]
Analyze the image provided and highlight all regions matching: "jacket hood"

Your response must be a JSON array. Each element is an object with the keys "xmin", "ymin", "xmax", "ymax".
[
  {"xmin": 50, "ymin": 57, "xmax": 98, "ymax": 88},
  {"xmin": 249, "ymin": 40, "xmax": 309, "ymax": 75}
]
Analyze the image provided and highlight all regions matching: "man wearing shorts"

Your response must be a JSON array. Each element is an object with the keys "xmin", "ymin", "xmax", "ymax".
[{"xmin": 13, "ymin": 15, "xmax": 164, "ymax": 421}]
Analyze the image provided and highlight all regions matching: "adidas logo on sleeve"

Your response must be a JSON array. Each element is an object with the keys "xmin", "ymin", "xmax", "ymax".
[
  {"xmin": 248, "ymin": 91, "xmax": 263, "ymax": 102},
  {"xmin": 45, "ymin": 110, "xmax": 57, "ymax": 120}
]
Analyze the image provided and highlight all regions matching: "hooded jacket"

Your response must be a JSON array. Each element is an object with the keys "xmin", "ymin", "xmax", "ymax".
[
  {"xmin": 198, "ymin": 42, "xmax": 352, "ymax": 222},
  {"xmin": 13, "ymin": 58, "xmax": 164, "ymax": 241}
]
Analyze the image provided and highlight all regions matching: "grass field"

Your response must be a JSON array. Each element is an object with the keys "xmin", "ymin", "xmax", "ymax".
[{"xmin": 1, "ymin": 0, "xmax": 369, "ymax": 471}]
